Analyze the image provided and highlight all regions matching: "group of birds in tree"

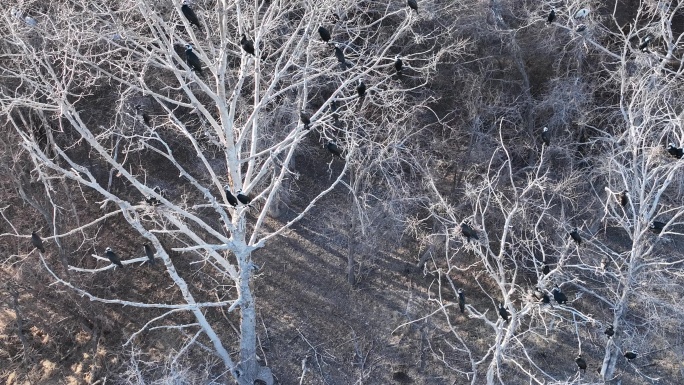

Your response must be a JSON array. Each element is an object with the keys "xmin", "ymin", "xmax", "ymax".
[
  {"xmin": 31, "ymin": 230, "xmax": 157, "ymax": 269},
  {"xmin": 546, "ymin": 6, "xmax": 590, "ymax": 24},
  {"xmin": 224, "ymin": 187, "xmax": 252, "ymax": 208}
]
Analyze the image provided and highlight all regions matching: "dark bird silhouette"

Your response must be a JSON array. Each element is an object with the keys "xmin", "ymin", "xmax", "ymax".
[
  {"xmin": 547, "ymin": 8, "xmax": 556, "ymax": 24},
  {"xmin": 145, "ymin": 195, "xmax": 161, "ymax": 205},
  {"xmin": 334, "ymin": 44, "xmax": 347, "ymax": 69},
  {"xmin": 300, "ymin": 110, "xmax": 311, "ymax": 129},
  {"xmin": 618, "ymin": 190, "xmax": 628, "ymax": 207},
  {"xmin": 135, "ymin": 104, "xmax": 151, "ymax": 126},
  {"xmin": 461, "ymin": 223, "xmax": 479, "ymax": 241},
  {"xmin": 225, "ymin": 187, "xmax": 239, "ymax": 207},
  {"xmin": 181, "ymin": 1, "xmax": 201, "ymax": 30},
  {"xmin": 650, "ymin": 221, "xmax": 665, "ymax": 234},
  {"xmin": 240, "ymin": 33, "xmax": 255, "ymax": 56},
  {"xmin": 185, "ymin": 44, "xmax": 203, "ymax": 76},
  {"xmin": 31, "ymin": 231, "xmax": 45, "ymax": 253},
  {"xmin": 356, "ymin": 79, "xmax": 366, "ymax": 99},
  {"xmin": 318, "ymin": 26, "xmax": 331, "ymax": 43},
  {"xmin": 105, "ymin": 247, "xmax": 124, "ymax": 268},
  {"xmin": 542, "ymin": 263, "xmax": 550, "ymax": 275},
  {"xmin": 570, "ymin": 228, "xmax": 582, "ymax": 245},
  {"xmin": 604, "ymin": 325, "xmax": 614, "ymax": 338},
  {"xmin": 639, "ymin": 35, "xmax": 652, "ymax": 51},
  {"xmin": 553, "ymin": 284, "xmax": 568, "ymax": 304},
  {"xmin": 575, "ymin": 354, "xmax": 587, "ymax": 373},
  {"xmin": 330, "ymin": 99, "xmax": 340, "ymax": 123},
  {"xmin": 576, "ymin": 24, "xmax": 587, "ymax": 32},
  {"xmin": 667, "ymin": 143, "xmax": 683, "ymax": 159},
  {"xmin": 394, "ymin": 55, "xmax": 404, "ymax": 74},
  {"xmin": 326, "ymin": 141, "xmax": 343, "ymax": 158},
  {"xmin": 457, "ymin": 288, "xmax": 465, "ymax": 313},
  {"xmin": 624, "ymin": 351, "xmax": 637, "ymax": 360},
  {"xmin": 236, "ymin": 190, "xmax": 252, "ymax": 205},
  {"xmin": 533, "ymin": 287, "xmax": 550, "ymax": 304},
  {"xmin": 541, "ymin": 126, "xmax": 550, "ymax": 146},
  {"xmin": 407, "ymin": 0, "xmax": 418, "ymax": 13},
  {"xmin": 498, "ymin": 303, "xmax": 510, "ymax": 323},
  {"xmin": 144, "ymin": 243, "xmax": 156, "ymax": 265}
]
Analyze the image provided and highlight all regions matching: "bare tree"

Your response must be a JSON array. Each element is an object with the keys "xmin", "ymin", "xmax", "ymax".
[{"xmin": 1, "ymin": 0, "xmax": 462, "ymax": 383}]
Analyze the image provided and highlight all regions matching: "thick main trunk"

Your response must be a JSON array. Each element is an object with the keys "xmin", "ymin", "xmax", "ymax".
[{"xmin": 235, "ymin": 250, "xmax": 273, "ymax": 385}]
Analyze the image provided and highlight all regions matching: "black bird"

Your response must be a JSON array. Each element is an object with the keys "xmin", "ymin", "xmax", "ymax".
[
  {"xmin": 236, "ymin": 190, "xmax": 252, "ymax": 205},
  {"xmin": 240, "ymin": 33, "xmax": 255, "ymax": 56},
  {"xmin": 624, "ymin": 351, "xmax": 637, "ymax": 360},
  {"xmin": 604, "ymin": 325, "xmax": 614, "ymax": 338},
  {"xmin": 330, "ymin": 99, "xmax": 340, "ymax": 123},
  {"xmin": 300, "ymin": 110, "xmax": 311, "ymax": 129},
  {"xmin": 356, "ymin": 79, "xmax": 366, "ymax": 99},
  {"xmin": 457, "ymin": 288, "xmax": 465, "ymax": 313},
  {"xmin": 575, "ymin": 354, "xmax": 587, "ymax": 373},
  {"xmin": 542, "ymin": 263, "xmax": 550, "ymax": 275},
  {"xmin": 326, "ymin": 141, "xmax": 343, "ymax": 158},
  {"xmin": 553, "ymin": 284, "xmax": 568, "ymax": 304},
  {"xmin": 541, "ymin": 126, "xmax": 550, "ymax": 146},
  {"xmin": 650, "ymin": 221, "xmax": 665, "ymax": 234},
  {"xmin": 667, "ymin": 143, "xmax": 684, "ymax": 159},
  {"xmin": 533, "ymin": 287, "xmax": 551, "ymax": 304},
  {"xmin": 334, "ymin": 44, "xmax": 347, "ymax": 69},
  {"xmin": 143, "ymin": 243, "xmax": 156, "ymax": 265},
  {"xmin": 185, "ymin": 44, "xmax": 203, "ymax": 76},
  {"xmin": 145, "ymin": 195, "xmax": 161, "ymax": 206},
  {"xmin": 576, "ymin": 24, "xmax": 587, "ymax": 32},
  {"xmin": 639, "ymin": 35, "xmax": 652, "ymax": 51},
  {"xmin": 135, "ymin": 104, "xmax": 151, "ymax": 126},
  {"xmin": 318, "ymin": 26, "xmax": 331, "ymax": 43},
  {"xmin": 547, "ymin": 8, "xmax": 556, "ymax": 24},
  {"xmin": 105, "ymin": 247, "xmax": 124, "ymax": 268},
  {"xmin": 31, "ymin": 231, "xmax": 45, "ymax": 253},
  {"xmin": 394, "ymin": 55, "xmax": 404, "ymax": 74},
  {"xmin": 181, "ymin": 1, "xmax": 201, "ymax": 30},
  {"xmin": 618, "ymin": 190, "xmax": 628, "ymax": 207},
  {"xmin": 570, "ymin": 228, "xmax": 582, "ymax": 245},
  {"xmin": 498, "ymin": 303, "xmax": 510, "ymax": 323},
  {"xmin": 407, "ymin": 0, "xmax": 418, "ymax": 13},
  {"xmin": 461, "ymin": 223, "xmax": 479, "ymax": 241},
  {"xmin": 225, "ymin": 187, "xmax": 239, "ymax": 207}
]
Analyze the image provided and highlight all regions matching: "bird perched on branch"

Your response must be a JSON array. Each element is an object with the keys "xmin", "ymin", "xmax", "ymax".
[
  {"xmin": 334, "ymin": 44, "xmax": 347, "ymax": 69},
  {"xmin": 533, "ymin": 287, "xmax": 550, "ymax": 304},
  {"xmin": 460, "ymin": 223, "xmax": 479, "ymax": 241},
  {"xmin": 300, "ymin": 110, "xmax": 311, "ymax": 129},
  {"xmin": 639, "ymin": 35, "xmax": 652, "ymax": 51},
  {"xmin": 457, "ymin": 288, "xmax": 465, "ymax": 313},
  {"xmin": 240, "ymin": 33, "xmax": 255, "ymax": 56},
  {"xmin": 326, "ymin": 141, "xmax": 343, "ymax": 158},
  {"xmin": 185, "ymin": 44, "xmax": 203, "ymax": 76},
  {"xmin": 547, "ymin": 8, "xmax": 556, "ymax": 24},
  {"xmin": 604, "ymin": 325, "xmax": 614, "ymax": 338},
  {"xmin": 31, "ymin": 231, "xmax": 45, "ymax": 253},
  {"xmin": 407, "ymin": 0, "xmax": 418, "ymax": 13},
  {"xmin": 237, "ymin": 190, "xmax": 252, "ymax": 206},
  {"xmin": 143, "ymin": 243, "xmax": 156, "ymax": 265},
  {"xmin": 394, "ymin": 55, "xmax": 404, "ymax": 76},
  {"xmin": 224, "ymin": 187, "xmax": 239, "ymax": 207},
  {"xmin": 356, "ymin": 79, "xmax": 366, "ymax": 99},
  {"xmin": 553, "ymin": 284, "xmax": 568, "ymax": 304},
  {"xmin": 618, "ymin": 190, "xmax": 629, "ymax": 207},
  {"xmin": 498, "ymin": 303, "xmax": 510, "ymax": 323},
  {"xmin": 318, "ymin": 26, "xmax": 331, "ymax": 43},
  {"xmin": 667, "ymin": 143, "xmax": 683, "ymax": 159},
  {"xmin": 569, "ymin": 228, "xmax": 582, "ymax": 245},
  {"xmin": 541, "ymin": 126, "xmax": 550, "ymax": 146},
  {"xmin": 650, "ymin": 220, "xmax": 665, "ymax": 234},
  {"xmin": 181, "ymin": 1, "xmax": 201, "ymax": 30},
  {"xmin": 105, "ymin": 247, "xmax": 124, "ymax": 268},
  {"xmin": 624, "ymin": 351, "xmax": 637, "ymax": 360},
  {"xmin": 575, "ymin": 354, "xmax": 587, "ymax": 372},
  {"xmin": 135, "ymin": 104, "xmax": 151, "ymax": 126}
]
